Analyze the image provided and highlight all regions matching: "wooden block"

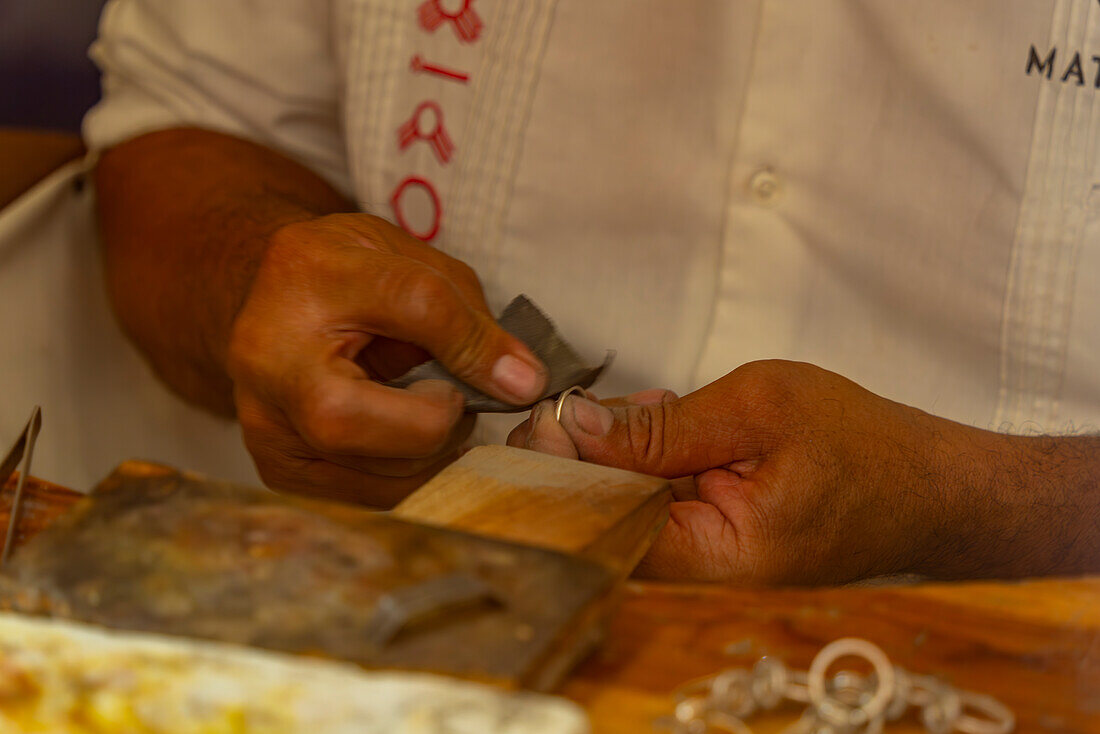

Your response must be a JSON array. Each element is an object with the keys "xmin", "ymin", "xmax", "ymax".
[{"xmin": 393, "ymin": 446, "xmax": 670, "ymax": 576}]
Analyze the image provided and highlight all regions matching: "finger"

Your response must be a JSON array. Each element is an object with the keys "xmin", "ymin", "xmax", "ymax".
[
  {"xmin": 354, "ymin": 337, "xmax": 431, "ymax": 381},
  {"xmin": 506, "ymin": 416, "xmax": 533, "ymax": 448},
  {"xmin": 283, "ymin": 373, "xmax": 468, "ymax": 459},
  {"xmin": 320, "ymin": 413, "xmax": 476, "ymax": 477},
  {"xmin": 555, "ymin": 385, "xmax": 742, "ymax": 477},
  {"xmin": 599, "ymin": 388, "xmax": 678, "ymax": 408},
  {"xmin": 668, "ymin": 476, "xmax": 699, "ymax": 502},
  {"xmin": 314, "ymin": 247, "xmax": 547, "ymax": 404},
  {"xmin": 632, "ymin": 500, "xmax": 741, "ymax": 582},
  {"xmin": 693, "ymin": 466, "xmax": 753, "ymax": 519},
  {"xmin": 524, "ymin": 401, "xmax": 580, "ymax": 458},
  {"xmin": 506, "ymin": 402, "xmax": 579, "ymax": 458},
  {"xmin": 262, "ymin": 449, "xmax": 455, "ymax": 507},
  {"xmin": 238, "ymin": 399, "xmax": 459, "ymax": 507}
]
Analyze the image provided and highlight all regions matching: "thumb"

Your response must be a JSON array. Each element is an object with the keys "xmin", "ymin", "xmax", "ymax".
[{"xmin": 557, "ymin": 389, "xmax": 738, "ymax": 478}]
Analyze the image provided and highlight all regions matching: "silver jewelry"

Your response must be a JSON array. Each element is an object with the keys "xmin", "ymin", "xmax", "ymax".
[
  {"xmin": 554, "ymin": 386, "xmax": 588, "ymax": 423},
  {"xmin": 656, "ymin": 637, "xmax": 1013, "ymax": 734}
]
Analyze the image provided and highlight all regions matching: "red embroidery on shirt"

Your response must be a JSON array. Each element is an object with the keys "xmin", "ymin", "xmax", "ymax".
[
  {"xmin": 417, "ymin": 0, "xmax": 483, "ymax": 43},
  {"xmin": 410, "ymin": 55, "xmax": 470, "ymax": 84},
  {"xmin": 397, "ymin": 101, "xmax": 456, "ymax": 164},
  {"xmin": 390, "ymin": 176, "xmax": 442, "ymax": 242}
]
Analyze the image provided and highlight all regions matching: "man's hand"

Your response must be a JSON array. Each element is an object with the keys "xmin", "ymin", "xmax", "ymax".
[
  {"xmin": 96, "ymin": 129, "xmax": 546, "ymax": 506},
  {"xmin": 509, "ymin": 360, "xmax": 1100, "ymax": 584},
  {"xmin": 230, "ymin": 214, "xmax": 546, "ymax": 505}
]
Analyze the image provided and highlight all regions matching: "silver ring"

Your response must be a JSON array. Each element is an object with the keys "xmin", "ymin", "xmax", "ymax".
[
  {"xmin": 954, "ymin": 692, "xmax": 1015, "ymax": 734},
  {"xmin": 554, "ymin": 386, "xmax": 587, "ymax": 423},
  {"xmin": 808, "ymin": 638, "xmax": 895, "ymax": 728}
]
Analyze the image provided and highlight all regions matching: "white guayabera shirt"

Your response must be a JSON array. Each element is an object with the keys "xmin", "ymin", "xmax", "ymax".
[{"xmin": 7, "ymin": 0, "xmax": 1100, "ymax": 489}]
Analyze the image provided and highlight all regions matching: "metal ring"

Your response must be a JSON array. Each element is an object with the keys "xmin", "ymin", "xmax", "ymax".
[
  {"xmin": 953, "ymin": 692, "xmax": 1015, "ymax": 734},
  {"xmin": 554, "ymin": 386, "xmax": 587, "ymax": 423},
  {"xmin": 784, "ymin": 670, "xmax": 811, "ymax": 704},
  {"xmin": 885, "ymin": 667, "xmax": 912, "ymax": 721},
  {"xmin": 710, "ymin": 669, "xmax": 756, "ymax": 719},
  {"xmin": 750, "ymin": 657, "xmax": 787, "ymax": 710},
  {"xmin": 920, "ymin": 687, "xmax": 962, "ymax": 734},
  {"xmin": 808, "ymin": 638, "xmax": 896, "ymax": 728}
]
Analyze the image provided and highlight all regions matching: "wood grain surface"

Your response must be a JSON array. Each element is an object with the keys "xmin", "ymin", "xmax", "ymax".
[
  {"xmin": 4, "ymin": 471, "xmax": 1097, "ymax": 733},
  {"xmin": 394, "ymin": 446, "xmax": 671, "ymax": 575}
]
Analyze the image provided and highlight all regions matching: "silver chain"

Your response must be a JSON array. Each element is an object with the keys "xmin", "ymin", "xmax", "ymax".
[{"xmin": 656, "ymin": 638, "xmax": 1014, "ymax": 734}]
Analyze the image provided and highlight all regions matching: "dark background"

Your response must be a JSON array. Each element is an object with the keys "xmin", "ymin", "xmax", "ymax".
[{"xmin": 0, "ymin": 0, "xmax": 107, "ymax": 132}]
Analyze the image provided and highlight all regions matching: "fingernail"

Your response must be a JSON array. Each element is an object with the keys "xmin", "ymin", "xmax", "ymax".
[
  {"xmin": 492, "ymin": 354, "xmax": 542, "ymax": 402},
  {"xmin": 568, "ymin": 397, "xmax": 613, "ymax": 437}
]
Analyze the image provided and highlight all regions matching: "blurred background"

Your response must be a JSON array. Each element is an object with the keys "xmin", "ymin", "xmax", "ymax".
[
  {"xmin": 0, "ymin": 0, "xmax": 105, "ymax": 131},
  {"xmin": 0, "ymin": 0, "xmax": 258, "ymax": 491},
  {"xmin": 0, "ymin": 0, "xmax": 106, "ymax": 207}
]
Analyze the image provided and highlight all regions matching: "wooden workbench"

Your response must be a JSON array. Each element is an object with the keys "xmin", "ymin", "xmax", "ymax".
[{"xmin": 4, "ymin": 474, "xmax": 1097, "ymax": 733}]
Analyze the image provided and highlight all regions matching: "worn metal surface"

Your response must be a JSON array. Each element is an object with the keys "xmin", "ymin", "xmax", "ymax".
[
  {"xmin": 388, "ymin": 295, "xmax": 612, "ymax": 412},
  {"xmin": 0, "ymin": 467, "xmax": 616, "ymax": 689}
]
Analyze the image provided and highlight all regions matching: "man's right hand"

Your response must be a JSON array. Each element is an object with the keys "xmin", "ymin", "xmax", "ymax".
[
  {"xmin": 95, "ymin": 129, "xmax": 539, "ymax": 505},
  {"xmin": 227, "ymin": 213, "xmax": 547, "ymax": 505}
]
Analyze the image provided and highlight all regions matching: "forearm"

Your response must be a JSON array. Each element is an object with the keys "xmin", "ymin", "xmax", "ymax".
[
  {"xmin": 94, "ymin": 128, "xmax": 353, "ymax": 415},
  {"xmin": 917, "ymin": 418, "xmax": 1100, "ymax": 579}
]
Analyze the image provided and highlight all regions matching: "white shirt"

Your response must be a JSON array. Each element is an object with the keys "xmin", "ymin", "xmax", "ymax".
[{"xmin": 17, "ymin": 0, "xmax": 1100, "ymax": 488}]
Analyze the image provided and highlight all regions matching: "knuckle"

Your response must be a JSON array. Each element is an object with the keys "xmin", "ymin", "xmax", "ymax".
[
  {"xmin": 441, "ymin": 315, "xmax": 494, "ymax": 374},
  {"xmin": 226, "ymin": 329, "xmax": 260, "ymax": 381},
  {"xmin": 264, "ymin": 219, "xmax": 351, "ymax": 283},
  {"xmin": 732, "ymin": 360, "xmax": 795, "ymax": 413},
  {"xmin": 265, "ymin": 222, "xmax": 321, "ymax": 271},
  {"xmin": 239, "ymin": 433, "xmax": 298, "ymax": 493},
  {"xmin": 226, "ymin": 307, "xmax": 281, "ymax": 383},
  {"xmin": 450, "ymin": 259, "xmax": 483, "ymax": 290},
  {"xmin": 395, "ymin": 267, "xmax": 458, "ymax": 325},
  {"xmin": 327, "ymin": 213, "xmax": 390, "ymax": 251},
  {"xmin": 401, "ymin": 408, "xmax": 456, "ymax": 457},
  {"xmin": 625, "ymin": 403, "xmax": 677, "ymax": 472},
  {"xmin": 295, "ymin": 390, "xmax": 354, "ymax": 454}
]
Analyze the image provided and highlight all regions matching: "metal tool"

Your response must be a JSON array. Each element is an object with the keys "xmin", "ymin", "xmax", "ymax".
[{"xmin": 0, "ymin": 407, "xmax": 41, "ymax": 564}]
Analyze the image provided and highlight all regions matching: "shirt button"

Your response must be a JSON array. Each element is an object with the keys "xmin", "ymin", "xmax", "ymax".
[{"xmin": 748, "ymin": 168, "xmax": 782, "ymax": 205}]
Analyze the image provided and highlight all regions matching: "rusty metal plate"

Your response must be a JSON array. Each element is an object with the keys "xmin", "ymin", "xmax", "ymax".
[{"xmin": 0, "ymin": 467, "xmax": 616, "ymax": 690}]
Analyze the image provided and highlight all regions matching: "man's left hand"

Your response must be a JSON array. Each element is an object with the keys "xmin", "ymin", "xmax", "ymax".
[{"xmin": 508, "ymin": 360, "xmax": 1100, "ymax": 584}]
